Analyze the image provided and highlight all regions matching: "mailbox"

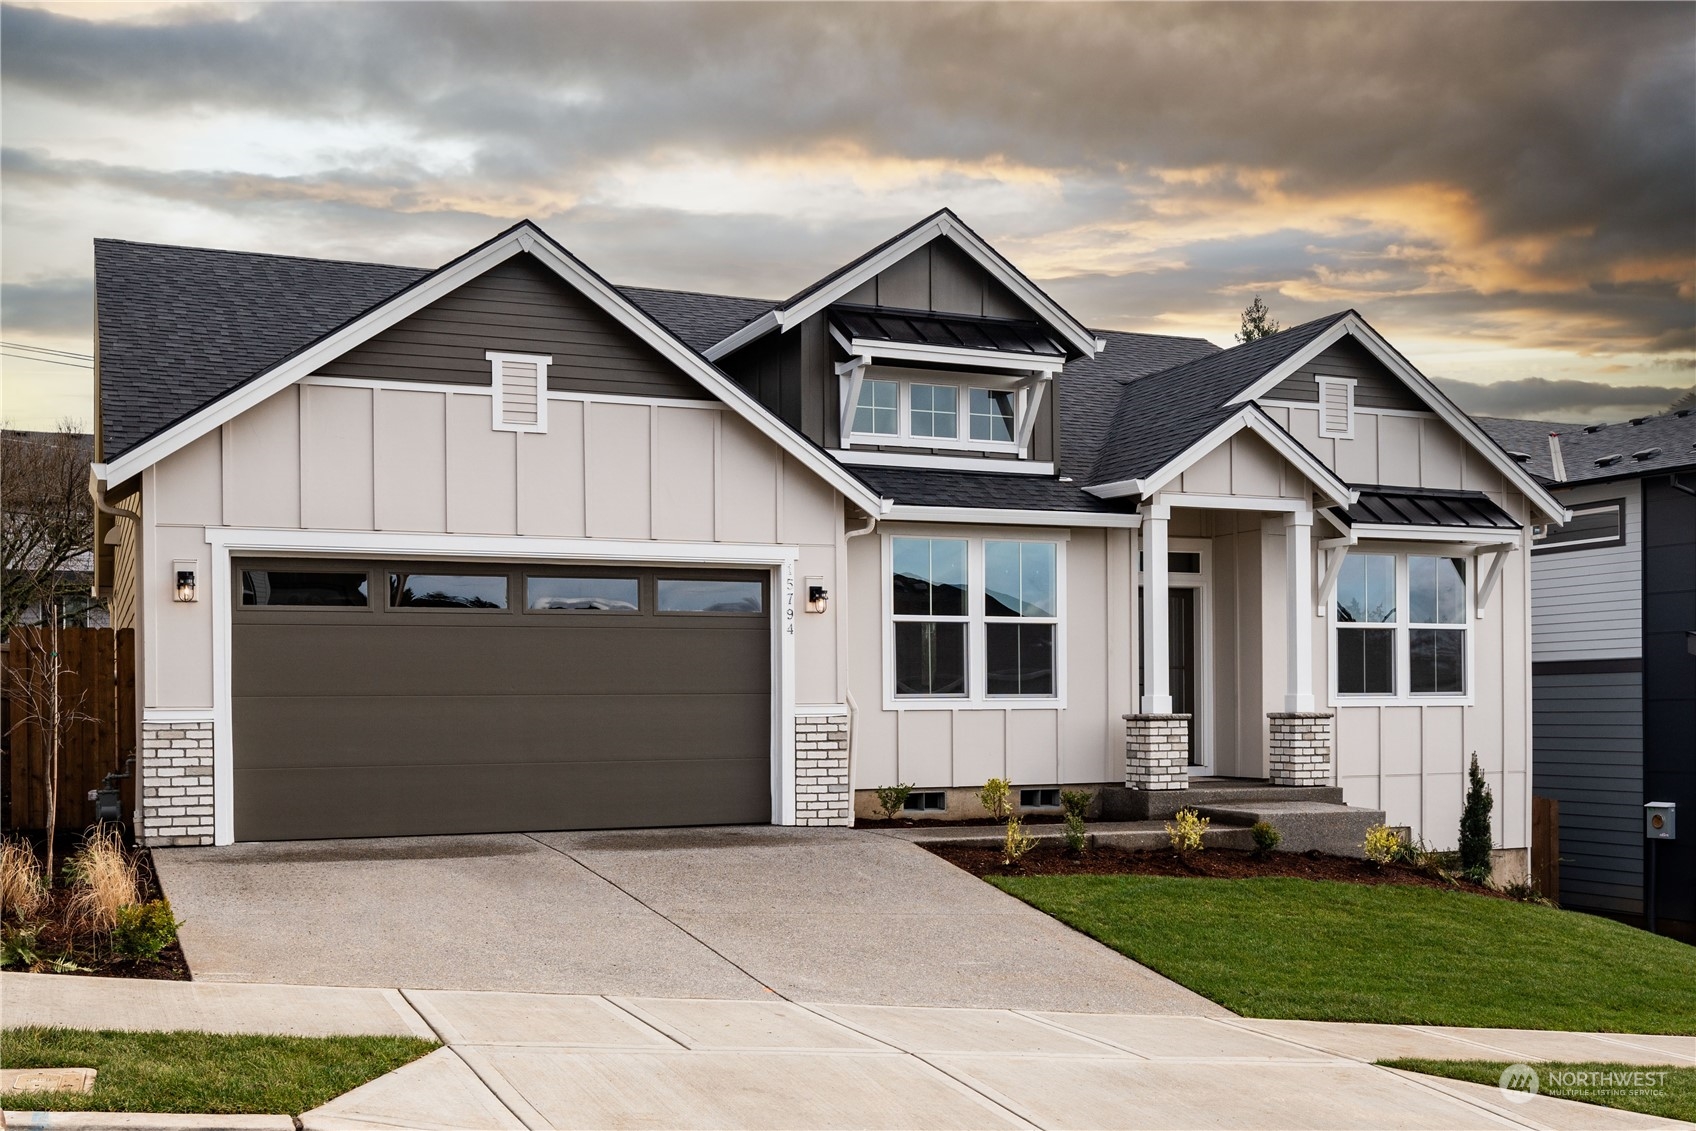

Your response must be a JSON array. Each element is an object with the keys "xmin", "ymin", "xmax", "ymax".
[{"xmin": 1646, "ymin": 802, "xmax": 1676, "ymax": 841}]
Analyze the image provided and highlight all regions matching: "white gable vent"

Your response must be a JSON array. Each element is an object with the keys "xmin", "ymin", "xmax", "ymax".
[
  {"xmin": 486, "ymin": 351, "xmax": 552, "ymax": 433},
  {"xmin": 1317, "ymin": 376, "xmax": 1355, "ymax": 439}
]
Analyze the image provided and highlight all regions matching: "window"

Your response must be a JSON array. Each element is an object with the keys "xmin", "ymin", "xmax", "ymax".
[
  {"xmin": 903, "ymin": 791, "xmax": 947, "ymax": 812},
  {"xmin": 852, "ymin": 379, "xmax": 899, "ymax": 436},
  {"xmin": 1532, "ymin": 499, "xmax": 1625, "ymax": 554},
  {"xmin": 1020, "ymin": 788, "xmax": 1060, "ymax": 808},
  {"xmin": 1334, "ymin": 553, "xmax": 1468, "ymax": 700},
  {"xmin": 889, "ymin": 535, "xmax": 1062, "ymax": 703},
  {"xmin": 1317, "ymin": 376, "xmax": 1355, "ymax": 438},
  {"xmin": 389, "ymin": 573, "xmax": 508, "ymax": 609},
  {"xmin": 892, "ymin": 537, "xmax": 968, "ymax": 696},
  {"xmin": 984, "ymin": 540, "xmax": 1057, "ymax": 696},
  {"xmin": 241, "ymin": 570, "xmax": 369, "ymax": 607},
  {"xmin": 487, "ymin": 351, "xmax": 551, "ymax": 433},
  {"xmin": 526, "ymin": 576, "xmax": 639, "ymax": 612},
  {"xmin": 909, "ymin": 384, "xmax": 958, "ymax": 439},
  {"xmin": 656, "ymin": 579, "xmax": 764, "ymax": 614},
  {"xmin": 969, "ymin": 388, "xmax": 1015, "ymax": 443}
]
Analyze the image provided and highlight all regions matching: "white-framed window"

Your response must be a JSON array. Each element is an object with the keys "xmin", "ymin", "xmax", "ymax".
[
  {"xmin": 486, "ymin": 350, "xmax": 552, "ymax": 433},
  {"xmin": 1317, "ymin": 376, "xmax": 1356, "ymax": 439},
  {"xmin": 886, "ymin": 533, "xmax": 1064, "ymax": 706},
  {"xmin": 1532, "ymin": 498, "xmax": 1625, "ymax": 554},
  {"xmin": 1333, "ymin": 551, "xmax": 1469, "ymax": 702},
  {"xmin": 844, "ymin": 369, "xmax": 1033, "ymax": 455}
]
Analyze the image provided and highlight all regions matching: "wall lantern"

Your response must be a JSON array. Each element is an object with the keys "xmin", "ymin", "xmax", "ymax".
[
  {"xmin": 173, "ymin": 560, "xmax": 199, "ymax": 603},
  {"xmin": 805, "ymin": 580, "xmax": 829, "ymax": 614}
]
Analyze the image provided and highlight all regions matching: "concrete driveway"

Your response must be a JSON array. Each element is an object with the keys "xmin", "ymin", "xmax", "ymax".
[{"xmin": 153, "ymin": 826, "xmax": 1221, "ymax": 1014}]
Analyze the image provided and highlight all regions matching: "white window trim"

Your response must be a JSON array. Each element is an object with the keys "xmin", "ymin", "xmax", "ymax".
[
  {"xmin": 1327, "ymin": 546, "xmax": 1474, "ymax": 707},
  {"xmin": 1317, "ymin": 376, "xmax": 1356, "ymax": 439},
  {"xmin": 1531, "ymin": 498, "xmax": 1626, "ymax": 554},
  {"xmin": 881, "ymin": 531, "xmax": 1067, "ymax": 710},
  {"xmin": 486, "ymin": 350, "xmax": 552, "ymax": 434},
  {"xmin": 841, "ymin": 367, "xmax": 1036, "ymax": 457}
]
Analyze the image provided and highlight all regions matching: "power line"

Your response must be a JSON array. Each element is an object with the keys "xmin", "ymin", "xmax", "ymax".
[
  {"xmin": 1, "ymin": 351, "xmax": 92, "ymax": 370},
  {"xmin": 0, "ymin": 341, "xmax": 94, "ymax": 361}
]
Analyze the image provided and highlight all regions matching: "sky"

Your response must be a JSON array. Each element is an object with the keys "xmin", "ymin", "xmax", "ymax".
[{"xmin": 2, "ymin": 1, "xmax": 1692, "ymax": 431}]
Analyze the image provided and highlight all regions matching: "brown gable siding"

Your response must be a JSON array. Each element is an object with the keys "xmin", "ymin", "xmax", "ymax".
[
  {"xmin": 1262, "ymin": 336, "xmax": 1426, "ymax": 412},
  {"xmin": 839, "ymin": 239, "xmax": 1038, "ymax": 320},
  {"xmin": 317, "ymin": 254, "xmax": 710, "ymax": 400}
]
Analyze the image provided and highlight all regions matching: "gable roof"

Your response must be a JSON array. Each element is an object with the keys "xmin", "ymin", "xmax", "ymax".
[
  {"xmin": 92, "ymin": 222, "xmax": 884, "ymax": 514},
  {"xmin": 1478, "ymin": 410, "xmax": 1696, "ymax": 485},
  {"xmin": 702, "ymin": 209, "xmax": 1103, "ymax": 361}
]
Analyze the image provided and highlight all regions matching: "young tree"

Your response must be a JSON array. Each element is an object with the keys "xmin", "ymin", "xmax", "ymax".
[
  {"xmin": 1459, "ymin": 752, "xmax": 1494, "ymax": 881},
  {"xmin": 1236, "ymin": 295, "xmax": 1282, "ymax": 344},
  {"xmin": 2, "ymin": 423, "xmax": 97, "ymax": 636},
  {"xmin": 6, "ymin": 606, "xmax": 97, "ymax": 881}
]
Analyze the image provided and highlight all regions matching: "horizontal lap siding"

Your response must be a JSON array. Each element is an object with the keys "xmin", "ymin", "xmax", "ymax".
[
  {"xmin": 1263, "ymin": 338, "xmax": 1426, "ymax": 411},
  {"xmin": 317, "ymin": 254, "xmax": 709, "ymax": 399},
  {"xmin": 1532, "ymin": 669, "xmax": 1643, "ymax": 913},
  {"xmin": 1530, "ymin": 481, "xmax": 1641, "ymax": 662}
]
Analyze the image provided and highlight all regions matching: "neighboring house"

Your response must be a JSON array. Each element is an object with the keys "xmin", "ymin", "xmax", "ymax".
[
  {"xmin": 1, "ymin": 429, "xmax": 108, "ymax": 638},
  {"xmin": 1480, "ymin": 411, "xmax": 1695, "ymax": 936},
  {"xmin": 89, "ymin": 211, "xmax": 1564, "ymax": 868}
]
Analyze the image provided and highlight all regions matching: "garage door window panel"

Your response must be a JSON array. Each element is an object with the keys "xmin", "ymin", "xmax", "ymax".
[
  {"xmin": 241, "ymin": 570, "xmax": 370, "ymax": 608},
  {"xmin": 656, "ymin": 578, "xmax": 765, "ymax": 615},
  {"xmin": 389, "ymin": 573, "xmax": 510, "ymax": 610},
  {"xmin": 526, "ymin": 575, "xmax": 640, "ymax": 613}
]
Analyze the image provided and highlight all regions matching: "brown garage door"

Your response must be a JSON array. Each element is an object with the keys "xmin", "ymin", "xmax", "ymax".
[{"xmin": 231, "ymin": 559, "xmax": 771, "ymax": 841}]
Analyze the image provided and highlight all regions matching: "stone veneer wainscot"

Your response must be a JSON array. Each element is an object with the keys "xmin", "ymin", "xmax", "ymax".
[
  {"xmin": 1267, "ymin": 711, "xmax": 1334, "ymax": 786},
  {"xmin": 139, "ymin": 720, "xmax": 214, "ymax": 846},
  {"xmin": 1124, "ymin": 713, "xmax": 1191, "ymax": 791},
  {"xmin": 795, "ymin": 714, "xmax": 851, "ymax": 826}
]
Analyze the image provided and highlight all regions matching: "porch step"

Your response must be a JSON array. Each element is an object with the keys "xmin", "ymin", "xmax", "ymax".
[
  {"xmin": 878, "ymin": 820, "xmax": 1256, "ymax": 852},
  {"xmin": 1099, "ymin": 780, "xmax": 1345, "ymax": 822},
  {"xmin": 1191, "ymin": 800, "xmax": 1386, "ymax": 859}
]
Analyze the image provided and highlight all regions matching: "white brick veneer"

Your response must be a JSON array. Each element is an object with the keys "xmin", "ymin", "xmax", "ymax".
[
  {"xmin": 139, "ymin": 720, "xmax": 215, "ymax": 846},
  {"xmin": 1267, "ymin": 712, "xmax": 1334, "ymax": 786},
  {"xmin": 795, "ymin": 714, "xmax": 850, "ymax": 826},
  {"xmin": 1125, "ymin": 713, "xmax": 1191, "ymax": 790}
]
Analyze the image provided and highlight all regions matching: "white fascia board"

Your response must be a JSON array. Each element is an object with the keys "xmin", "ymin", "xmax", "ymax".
[
  {"xmin": 834, "ymin": 449, "xmax": 1056, "ymax": 475},
  {"xmin": 883, "ymin": 505, "xmax": 1140, "ymax": 528},
  {"xmin": 98, "ymin": 223, "xmax": 885, "ymax": 517},
  {"xmin": 1232, "ymin": 313, "xmax": 1568, "ymax": 522},
  {"xmin": 707, "ymin": 213, "xmax": 1101, "ymax": 360},
  {"xmin": 1083, "ymin": 414, "xmax": 1250, "ymax": 501},
  {"xmin": 847, "ymin": 338, "xmax": 1066, "ymax": 374},
  {"xmin": 1240, "ymin": 407, "xmax": 1356, "ymax": 508},
  {"xmin": 1347, "ymin": 524, "xmax": 1522, "ymax": 546}
]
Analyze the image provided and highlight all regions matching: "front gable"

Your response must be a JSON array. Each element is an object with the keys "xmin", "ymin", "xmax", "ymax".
[
  {"xmin": 1259, "ymin": 337, "xmax": 1426, "ymax": 414},
  {"xmin": 837, "ymin": 238, "xmax": 1042, "ymax": 323}
]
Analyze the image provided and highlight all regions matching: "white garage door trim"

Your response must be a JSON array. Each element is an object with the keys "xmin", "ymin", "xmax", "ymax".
[{"xmin": 204, "ymin": 527, "xmax": 800, "ymax": 845}]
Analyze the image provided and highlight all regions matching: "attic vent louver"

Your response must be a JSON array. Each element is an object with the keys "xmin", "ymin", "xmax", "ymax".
[
  {"xmin": 1317, "ymin": 376, "xmax": 1354, "ymax": 438},
  {"xmin": 1595, "ymin": 454, "xmax": 1623, "ymax": 467},
  {"xmin": 486, "ymin": 350, "xmax": 552, "ymax": 434},
  {"xmin": 1632, "ymin": 447, "xmax": 1662, "ymax": 462}
]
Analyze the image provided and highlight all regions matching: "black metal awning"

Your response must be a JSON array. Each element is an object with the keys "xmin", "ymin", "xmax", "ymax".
[
  {"xmin": 1334, "ymin": 486, "xmax": 1521, "ymax": 530},
  {"xmin": 830, "ymin": 303, "xmax": 1067, "ymax": 358}
]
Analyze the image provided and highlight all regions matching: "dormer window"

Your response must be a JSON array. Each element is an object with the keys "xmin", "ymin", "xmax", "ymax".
[
  {"xmin": 970, "ymin": 389, "xmax": 1015, "ymax": 443},
  {"xmin": 854, "ymin": 378, "xmax": 900, "ymax": 436}
]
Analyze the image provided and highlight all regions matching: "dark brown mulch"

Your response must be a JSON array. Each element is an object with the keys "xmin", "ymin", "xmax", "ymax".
[
  {"xmin": 926, "ymin": 842, "xmax": 1506, "ymax": 896},
  {"xmin": 5, "ymin": 843, "xmax": 192, "ymax": 980},
  {"xmin": 856, "ymin": 813, "xmax": 1068, "ymax": 829}
]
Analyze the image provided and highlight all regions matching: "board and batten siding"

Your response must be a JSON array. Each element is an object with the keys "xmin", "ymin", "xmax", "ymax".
[
  {"xmin": 137, "ymin": 381, "xmax": 847, "ymax": 713},
  {"xmin": 1261, "ymin": 337, "xmax": 1426, "ymax": 411},
  {"xmin": 316, "ymin": 254, "xmax": 710, "ymax": 401},
  {"xmin": 1531, "ymin": 668, "xmax": 1644, "ymax": 915},
  {"xmin": 1530, "ymin": 480, "xmax": 1642, "ymax": 662}
]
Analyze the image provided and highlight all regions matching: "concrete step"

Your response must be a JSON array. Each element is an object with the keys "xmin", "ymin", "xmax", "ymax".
[
  {"xmin": 1099, "ymin": 781, "xmax": 1345, "ymax": 822},
  {"xmin": 1191, "ymin": 800, "xmax": 1385, "ymax": 859},
  {"xmin": 879, "ymin": 819, "xmax": 1254, "ymax": 852}
]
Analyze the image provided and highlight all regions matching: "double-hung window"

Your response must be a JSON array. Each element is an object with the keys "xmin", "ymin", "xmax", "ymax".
[
  {"xmin": 890, "ymin": 536, "xmax": 1061, "ymax": 703},
  {"xmin": 1335, "ymin": 552, "xmax": 1467, "ymax": 700}
]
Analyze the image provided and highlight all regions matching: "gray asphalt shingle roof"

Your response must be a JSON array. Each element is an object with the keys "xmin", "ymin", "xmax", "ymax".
[
  {"xmin": 849, "ymin": 466, "xmax": 1131, "ymax": 513},
  {"xmin": 1478, "ymin": 412, "xmax": 1696, "ymax": 485}
]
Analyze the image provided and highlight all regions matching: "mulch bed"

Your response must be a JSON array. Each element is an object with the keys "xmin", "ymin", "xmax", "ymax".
[
  {"xmin": 856, "ymin": 813, "xmax": 1068, "ymax": 829},
  {"xmin": 7, "ymin": 840, "xmax": 191, "ymax": 980},
  {"xmin": 927, "ymin": 842, "xmax": 1506, "ymax": 896}
]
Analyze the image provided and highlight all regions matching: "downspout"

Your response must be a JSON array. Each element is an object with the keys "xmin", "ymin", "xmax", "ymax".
[
  {"xmin": 842, "ymin": 508, "xmax": 880, "ymax": 826},
  {"xmin": 89, "ymin": 470, "xmax": 141, "ymax": 525}
]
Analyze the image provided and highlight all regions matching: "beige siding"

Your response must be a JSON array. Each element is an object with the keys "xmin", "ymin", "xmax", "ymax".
[
  {"xmin": 1173, "ymin": 431, "xmax": 1305, "ymax": 498},
  {"xmin": 1260, "ymin": 403, "xmax": 1511, "ymax": 498},
  {"xmin": 110, "ymin": 493, "xmax": 141, "ymax": 631},
  {"xmin": 301, "ymin": 384, "xmax": 375, "ymax": 530}
]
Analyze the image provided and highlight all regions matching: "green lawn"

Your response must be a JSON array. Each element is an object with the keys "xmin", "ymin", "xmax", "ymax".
[
  {"xmin": 989, "ymin": 875, "xmax": 1696, "ymax": 1033},
  {"xmin": 0, "ymin": 1027, "xmax": 437, "ymax": 1115},
  {"xmin": 1382, "ymin": 1060, "xmax": 1696, "ymax": 1123}
]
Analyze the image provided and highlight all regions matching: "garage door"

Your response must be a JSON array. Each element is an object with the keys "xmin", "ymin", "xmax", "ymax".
[{"xmin": 231, "ymin": 559, "xmax": 771, "ymax": 841}]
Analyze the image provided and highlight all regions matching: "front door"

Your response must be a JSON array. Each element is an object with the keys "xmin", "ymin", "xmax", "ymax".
[{"xmin": 1168, "ymin": 587, "xmax": 1199, "ymax": 766}]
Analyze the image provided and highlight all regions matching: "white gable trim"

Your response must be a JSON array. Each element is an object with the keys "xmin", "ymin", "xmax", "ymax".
[
  {"xmin": 1226, "ymin": 312, "xmax": 1566, "ymax": 521},
  {"xmin": 704, "ymin": 211, "xmax": 1103, "ymax": 362},
  {"xmin": 94, "ymin": 223, "xmax": 885, "ymax": 515},
  {"xmin": 1084, "ymin": 406, "xmax": 1356, "ymax": 509}
]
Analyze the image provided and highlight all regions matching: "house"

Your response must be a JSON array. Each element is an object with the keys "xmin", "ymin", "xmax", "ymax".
[
  {"xmin": 88, "ymin": 211, "xmax": 1565, "ymax": 875},
  {"xmin": 1, "ymin": 428, "xmax": 108, "ymax": 637},
  {"xmin": 1480, "ymin": 411, "xmax": 1695, "ymax": 936}
]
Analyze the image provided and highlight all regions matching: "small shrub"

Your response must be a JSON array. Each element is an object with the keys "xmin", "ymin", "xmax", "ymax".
[
  {"xmin": 1363, "ymin": 823, "xmax": 1402, "ymax": 865},
  {"xmin": 978, "ymin": 777, "xmax": 1012, "ymax": 820},
  {"xmin": 112, "ymin": 900, "xmax": 181, "ymax": 962},
  {"xmin": 1250, "ymin": 821, "xmax": 1282, "ymax": 857},
  {"xmin": 66, "ymin": 827, "xmax": 142, "ymax": 933},
  {"xmin": 874, "ymin": 784, "xmax": 913, "ymax": 821},
  {"xmin": 1392, "ymin": 836, "xmax": 1431, "ymax": 868},
  {"xmin": 1, "ymin": 839, "xmax": 47, "ymax": 922},
  {"xmin": 1002, "ymin": 816, "xmax": 1036, "ymax": 865},
  {"xmin": 1, "ymin": 924, "xmax": 44, "ymax": 971},
  {"xmin": 1459, "ymin": 752, "xmax": 1494, "ymax": 880},
  {"xmin": 1501, "ymin": 880, "xmax": 1551, "ymax": 905},
  {"xmin": 1063, "ymin": 811, "xmax": 1088, "ymax": 855},
  {"xmin": 1060, "ymin": 790, "xmax": 1094, "ymax": 820},
  {"xmin": 1165, "ymin": 807, "xmax": 1208, "ymax": 854}
]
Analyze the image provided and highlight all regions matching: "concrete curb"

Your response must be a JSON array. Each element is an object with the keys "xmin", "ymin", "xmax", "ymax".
[{"xmin": 2, "ymin": 1114, "xmax": 294, "ymax": 1130}]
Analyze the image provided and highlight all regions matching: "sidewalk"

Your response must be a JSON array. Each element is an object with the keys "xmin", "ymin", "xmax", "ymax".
[{"xmin": 4, "ymin": 973, "xmax": 1692, "ymax": 1130}]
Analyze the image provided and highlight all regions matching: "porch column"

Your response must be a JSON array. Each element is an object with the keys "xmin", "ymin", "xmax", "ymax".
[
  {"xmin": 1141, "ymin": 503, "xmax": 1172, "ymax": 713},
  {"xmin": 1283, "ymin": 509, "xmax": 1314, "ymax": 712}
]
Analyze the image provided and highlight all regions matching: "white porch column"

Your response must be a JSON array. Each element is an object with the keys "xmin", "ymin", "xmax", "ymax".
[
  {"xmin": 1141, "ymin": 502, "xmax": 1172, "ymax": 713},
  {"xmin": 1284, "ymin": 509, "xmax": 1315, "ymax": 712}
]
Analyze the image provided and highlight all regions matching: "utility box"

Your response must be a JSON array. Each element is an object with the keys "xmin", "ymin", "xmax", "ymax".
[{"xmin": 1646, "ymin": 802, "xmax": 1676, "ymax": 840}]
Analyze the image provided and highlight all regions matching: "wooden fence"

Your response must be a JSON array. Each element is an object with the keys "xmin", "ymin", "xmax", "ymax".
[
  {"xmin": 1532, "ymin": 794, "xmax": 1560, "ymax": 904},
  {"xmin": 3, "ymin": 626, "xmax": 135, "ymax": 831}
]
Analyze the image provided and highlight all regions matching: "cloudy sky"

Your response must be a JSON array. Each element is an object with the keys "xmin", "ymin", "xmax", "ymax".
[{"xmin": 2, "ymin": 1, "xmax": 1692, "ymax": 430}]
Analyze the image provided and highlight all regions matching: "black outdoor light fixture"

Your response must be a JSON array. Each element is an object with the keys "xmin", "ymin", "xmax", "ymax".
[
  {"xmin": 173, "ymin": 560, "xmax": 198, "ymax": 602},
  {"xmin": 806, "ymin": 583, "xmax": 829, "ymax": 614}
]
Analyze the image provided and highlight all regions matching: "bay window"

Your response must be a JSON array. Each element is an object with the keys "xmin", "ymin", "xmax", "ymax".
[
  {"xmin": 889, "ymin": 535, "xmax": 1062, "ymax": 704},
  {"xmin": 1335, "ymin": 552, "xmax": 1468, "ymax": 700}
]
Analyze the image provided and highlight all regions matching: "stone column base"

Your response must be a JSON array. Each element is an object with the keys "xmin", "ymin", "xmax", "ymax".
[
  {"xmin": 1267, "ymin": 712, "xmax": 1333, "ymax": 786},
  {"xmin": 1125, "ymin": 714, "xmax": 1191, "ymax": 790},
  {"xmin": 139, "ymin": 719, "xmax": 215, "ymax": 846},
  {"xmin": 795, "ymin": 714, "xmax": 850, "ymax": 826}
]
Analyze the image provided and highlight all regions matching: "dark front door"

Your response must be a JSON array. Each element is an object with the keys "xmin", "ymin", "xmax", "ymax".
[
  {"xmin": 1168, "ymin": 588, "xmax": 1199, "ymax": 766},
  {"xmin": 230, "ymin": 559, "xmax": 772, "ymax": 841}
]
